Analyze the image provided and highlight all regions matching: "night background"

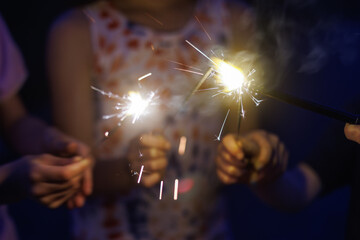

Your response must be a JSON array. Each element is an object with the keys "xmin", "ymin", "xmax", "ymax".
[{"xmin": 0, "ymin": 0, "xmax": 359, "ymax": 239}]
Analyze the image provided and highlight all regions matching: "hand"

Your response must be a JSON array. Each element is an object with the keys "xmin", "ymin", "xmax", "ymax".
[
  {"xmin": 2, "ymin": 154, "xmax": 91, "ymax": 208},
  {"xmin": 216, "ymin": 130, "xmax": 288, "ymax": 185},
  {"xmin": 128, "ymin": 133, "xmax": 171, "ymax": 187},
  {"xmin": 344, "ymin": 123, "xmax": 360, "ymax": 144},
  {"xmin": 42, "ymin": 127, "xmax": 94, "ymax": 208}
]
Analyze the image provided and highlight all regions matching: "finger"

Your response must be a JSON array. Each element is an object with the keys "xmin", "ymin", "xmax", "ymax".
[
  {"xmin": 142, "ymin": 157, "xmax": 168, "ymax": 172},
  {"xmin": 141, "ymin": 172, "xmax": 162, "ymax": 188},
  {"xmin": 139, "ymin": 134, "xmax": 171, "ymax": 150},
  {"xmin": 344, "ymin": 123, "xmax": 360, "ymax": 144},
  {"xmin": 221, "ymin": 134, "xmax": 244, "ymax": 160},
  {"xmin": 67, "ymin": 198, "xmax": 75, "ymax": 209},
  {"xmin": 247, "ymin": 132, "xmax": 272, "ymax": 170},
  {"xmin": 219, "ymin": 144, "xmax": 246, "ymax": 167},
  {"xmin": 73, "ymin": 192, "xmax": 86, "ymax": 208},
  {"xmin": 216, "ymin": 169, "xmax": 237, "ymax": 185},
  {"xmin": 31, "ymin": 175, "xmax": 82, "ymax": 197},
  {"xmin": 38, "ymin": 187, "xmax": 76, "ymax": 208},
  {"xmin": 139, "ymin": 147, "xmax": 166, "ymax": 159},
  {"xmin": 82, "ymin": 168, "xmax": 93, "ymax": 196},
  {"xmin": 215, "ymin": 156, "xmax": 242, "ymax": 178},
  {"xmin": 33, "ymin": 158, "xmax": 91, "ymax": 182},
  {"xmin": 47, "ymin": 189, "xmax": 78, "ymax": 209}
]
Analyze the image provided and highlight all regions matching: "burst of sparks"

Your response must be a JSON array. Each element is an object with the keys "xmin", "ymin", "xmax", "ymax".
[
  {"xmin": 178, "ymin": 136, "xmax": 187, "ymax": 155},
  {"xmin": 138, "ymin": 72, "xmax": 152, "ymax": 81},
  {"xmin": 92, "ymin": 86, "xmax": 157, "ymax": 124},
  {"xmin": 159, "ymin": 180, "xmax": 164, "ymax": 200},
  {"xmin": 184, "ymin": 41, "xmax": 263, "ymax": 138},
  {"xmin": 137, "ymin": 165, "xmax": 144, "ymax": 184},
  {"xmin": 174, "ymin": 179, "xmax": 179, "ymax": 200}
]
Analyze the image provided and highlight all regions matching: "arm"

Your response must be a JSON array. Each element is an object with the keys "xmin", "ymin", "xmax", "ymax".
[
  {"xmin": 251, "ymin": 163, "xmax": 321, "ymax": 211},
  {"xmin": 47, "ymin": 10, "xmax": 134, "ymax": 195}
]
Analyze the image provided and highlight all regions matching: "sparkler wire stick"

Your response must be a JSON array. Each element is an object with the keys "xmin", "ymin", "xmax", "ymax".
[
  {"xmin": 255, "ymin": 88, "xmax": 359, "ymax": 124},
  {"xmin": 183, "ymin": 68, "xmax": 213, "ymax": 103},
  {"xmin": 236, "ymin": 98, "xmax": 243, "ymax": 137}
]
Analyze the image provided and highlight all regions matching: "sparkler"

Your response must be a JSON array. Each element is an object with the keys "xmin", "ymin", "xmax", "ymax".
[{"xmin": 91, "ymin": 86, "xmax": 157, "ymax": 141}]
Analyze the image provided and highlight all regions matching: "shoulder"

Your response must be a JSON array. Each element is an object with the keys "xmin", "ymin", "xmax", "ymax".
[{"xmin": 49, "ymin": 8, "xmax": 92, "ymax": 50}]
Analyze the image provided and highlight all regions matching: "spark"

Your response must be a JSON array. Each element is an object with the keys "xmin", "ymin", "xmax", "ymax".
[
  {"xmin": 159, "ymin": 180, "xmax": 164, "ymax": 200},
  {"xmin": 216, "ymin": 109, "xmax": 230, "ymax": 141},
  {"xmin": 138, "ymin": 72, "xmax": 152, "ymax": 81},
  {"xmin": 167, "ymin": 60, "xmax": 202, "ymax": 71},
  {"xmin": 178, "ymin": 136, "xmax": 187, "ymax": 155},
  {"xmin": 137, "ymin": 165, "xmax": 144, "ymax": 184},
  {"xmin": 185, "ymin": 40, "xmax": 217, "ymax": 66},
  {"xmin": 174, "ymin": 179, "xmax": 179, "ymax": 200},
  {"xmin": 194, "ymin": 15, "xmax": 212, "ymax": 41},
  {"xmin": 183, "ymin": 68, "xmax": 213, "ymax": 103},
  {"xmin": 104, "ymin": 131, "xmax": 109, "ymax": 137},
  {"xmin": 83, "ymin": 10, "xmax": 95, "ymax": 23},
  {"xmin": 174, "ymin": 68, "xmax": 204, "ymax": 76},
  {"xmin": 145, "ymin": 13, "xmax": 163, "ymax": 26}
]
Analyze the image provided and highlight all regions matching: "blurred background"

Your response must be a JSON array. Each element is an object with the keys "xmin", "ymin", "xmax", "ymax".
[{"xmin": 0, "ymin": 0, "xmax": 359, "ymax": 239}]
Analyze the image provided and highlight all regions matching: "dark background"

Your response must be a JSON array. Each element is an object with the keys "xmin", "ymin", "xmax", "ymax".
[{"xmin": 0, "ymin": 0, "xmax": 359, "ymax": 239}]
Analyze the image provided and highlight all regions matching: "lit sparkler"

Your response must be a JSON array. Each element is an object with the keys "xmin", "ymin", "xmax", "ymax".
[{"xmin": 91, "ymin": 86, "xmax": 157, "ymax": 141}]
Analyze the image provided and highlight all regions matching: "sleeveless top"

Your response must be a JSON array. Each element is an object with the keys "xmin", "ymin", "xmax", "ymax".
[{"xmin": 74, "ymin": 1, "xmax": 236, "ymax": 239}]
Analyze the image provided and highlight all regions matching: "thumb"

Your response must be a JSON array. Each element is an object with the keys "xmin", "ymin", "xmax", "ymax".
[{"xmin": 344, "ymin": 123, "xmax": 360, "ymax": 144}]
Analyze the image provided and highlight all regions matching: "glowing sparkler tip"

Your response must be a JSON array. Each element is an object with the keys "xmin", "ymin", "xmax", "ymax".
[{"xmin": 213, "ymin": 58, "xmax": 245, "ymax": 92}]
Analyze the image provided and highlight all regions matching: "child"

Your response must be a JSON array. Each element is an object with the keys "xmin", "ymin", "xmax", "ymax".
[{"xmin": 48, "ymin": 0, "xmax": 257, "ymax": 239}]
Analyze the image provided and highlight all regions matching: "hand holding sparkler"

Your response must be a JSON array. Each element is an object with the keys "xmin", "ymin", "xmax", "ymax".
[
  {"xmin": 0, "ymin": 154, "xmax": 91, "ymax": 208},
  {"xmin": 216, "ymin": 131, "xmax": 288, "ymax": 185},
  {"xmin": 127, "ymin": 133, "xmax": 171, "ymax": 187}
]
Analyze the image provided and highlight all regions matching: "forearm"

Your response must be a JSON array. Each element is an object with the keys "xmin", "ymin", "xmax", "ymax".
[
  {"xmin": 7, "ymin": 114, "xmax": 50, "ymax": 155},
  {"xmin": 250, "ymin": 163, "xmax": 321, "ymax": 212}
]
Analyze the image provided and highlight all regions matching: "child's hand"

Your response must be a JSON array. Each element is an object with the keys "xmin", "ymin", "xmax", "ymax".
[
  {"xmin": 128, "ymin": 133, "xmax": 171, "ymax": 187},
  {"xmin": 5, "ymin": 154, "xmax": 91, "ymax": 208},
  {"xmin": 42, "ymin": 127, "xmax": 94, "ymax": 209},
  {"xmin": 216, "ymin": 130, "xmax": 288, "ymax": 185},
  {"xmin": 344, "ymin": 123, "xmax": 360, "ymax": 144}
]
